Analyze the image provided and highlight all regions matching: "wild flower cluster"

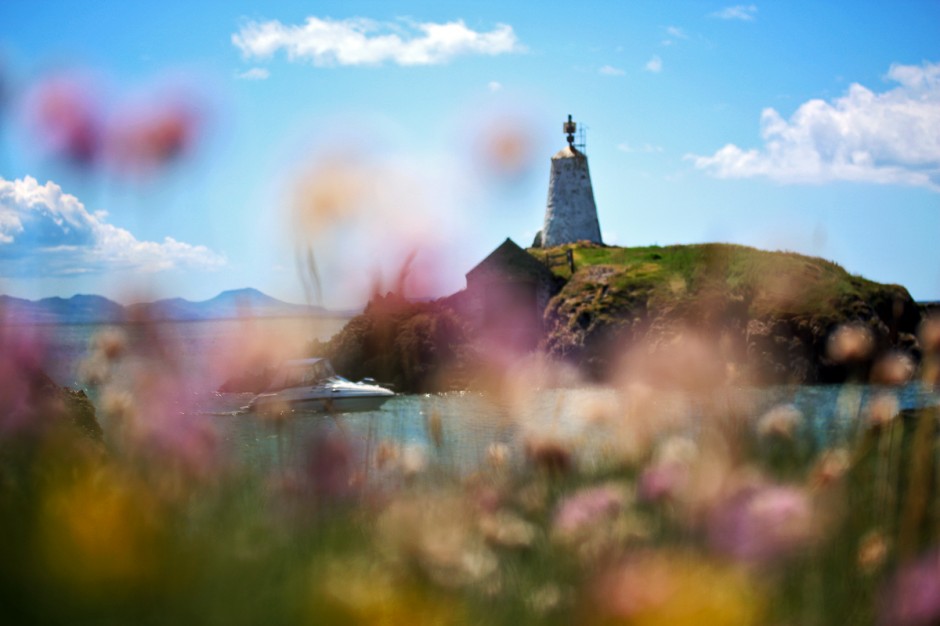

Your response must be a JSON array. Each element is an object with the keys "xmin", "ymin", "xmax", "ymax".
[{"xmin": 0, "ymin": 315, "xmax": 938, "ymax": 626}]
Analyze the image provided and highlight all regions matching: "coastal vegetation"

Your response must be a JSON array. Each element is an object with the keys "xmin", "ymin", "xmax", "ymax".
[{"xmin": 1, "ymin": 319, "xmax": 939, "ymax": 625}]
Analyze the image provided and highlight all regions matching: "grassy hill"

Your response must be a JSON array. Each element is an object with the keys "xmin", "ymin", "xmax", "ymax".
[
  {"xmin": 530, "ymin": 242, "xmax": 921, "ymax": 384},
  {"xmin": 531, "ymin": 242, "xmax": 908, "ymax": 319}
]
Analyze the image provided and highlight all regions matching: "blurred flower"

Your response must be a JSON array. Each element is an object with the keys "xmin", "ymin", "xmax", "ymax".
[
  {"xmin": 374, "ymin": 439, "xmax": 400, "ymax": 470},
  {"xmin": 486, "ymin": 441, "xmax": 510, "ymax": 469},
  {"xmin": 401, "ymin": 443, "xmax": 428, "ymax": 477},
  {"xmin": 516, "ymin": 480, "xmax": 549, "ymax": 515},
  {"xmin": 657, "ymin": 435, "xmax": 698, "ymax": 465},
  {"xmin": 292, "ymin": 157, "xmax": 370, "ymax": 233},
  {"xmin": 100, "ymin": 388, "xmax": 138, "ymax": 428},
  {"xmin": 0, "ymin": 321, "xmax": 52, "ymax": 434},
  {"xmin": 524, "ymin": 437, "xmax": 573, "ymax": 475},
  {"xmin": 378, "ymin": 494, "xmax": 497, "ymax": 588},
  {"xmin": 554, "ymin": 484, "xmax": 628, "ymax": 538},
  {"xmin": 827, "ymin": 323, "xmax": 875, "ymax": 364},
  {"xmin": 586, "ymin": 552, "xmax": 765, "ymax": 625},
  {"xmin": 479, "ymin": 510, "xmax": 537, "ymax": 549},
  {"xmin": 26, "ymin": 73, "xmax": 103, "ymax": 166},
  {"xmin": 472, "ymin": 116, "xmax": 537, "ymax": 183},
  {"xmin": 303, "ymin": 430, "xmax": 356, "ymax": 502},
  {"xmin": 879, "ymin": 549, "xmax": 940, "ymax": 626},
  {"xmin": 920, "ymin": 317, "xmax": 940, "ymax": 354},
  {"xmin": 639, "ymin": 461, "xmax": 689, "ymax": 503},
  {"xmin": 313, "ymin": 558, "xmax": 461, "ymax": 625},
  {"xmin": 108, "ymin": 99, "xmax": 199, "ymax": 175},
  {"xmin": 866, "ymin": 392, "xmax": 900, "ymax": 430},
  {"xmin": 756, "ymin": 403, "xmax": 803, "ymax": 440},
  {"xmin": 920, "ymin": 317, "xmax": 940, "ymax": 387},
  {"xmin": 527, "ymin": 583, "xmax": 569, "ymax": 615},
  {"xmin": 23, "ymin": 70, "xmax": 206, "ymax": 178},
  {"xmin": 639, "ymin": 434, "xmax": 698, "ymax": 503},
  {"xmin": 858, "ymin": 530, "xmax": 889, "ymax": 574},
  {"xmin": 871, "ymin": 351, "xmax": 915, "ymax": 386},
  {"xmin": 91, "ymin": 327, "xmax": 128, "ymax": 361},
  {"xmin": 707, "ymin": 484, "xmax": 816, "ymax": 566},
  {"xmin": 425, "ymin": 408, "xmax": 444, "ymax": 448},
  {"xmin": 809, "ymin": 448, "xmax": 851, "ymax": 487},
  {"xmin": 79, "ymin": 328, "xmax": 130, "ymax": 385},
  {"xmin": 40, "ymin": 465, "xmax": 161, "ymax": 589},
  {"xmin": 616, "ymin": 331, "xmax": 733, "ymax": 392}
]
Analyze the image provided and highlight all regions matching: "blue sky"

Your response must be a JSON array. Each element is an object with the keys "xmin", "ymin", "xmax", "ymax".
[{"xmin": 1, "ymin": 1, "xmax": 938, "ymax": 307}]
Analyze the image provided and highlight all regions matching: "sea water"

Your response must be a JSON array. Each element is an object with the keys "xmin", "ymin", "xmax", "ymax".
[{"xmin": 27, "ymin": 318, "xmax": 940, "ymax": 475}]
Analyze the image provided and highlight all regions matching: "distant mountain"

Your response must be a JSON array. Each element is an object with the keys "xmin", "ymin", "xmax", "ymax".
[
  {"xmin": 128, "ymin": 288, "xmax": 330, "ymax": 321},
  {"xmin": 0, "ymin": 288, "xmax": 343, "ymax": 325},
  {"xmin": 0, "ymin": 294, "xmax": 126, "ymax": 325}
]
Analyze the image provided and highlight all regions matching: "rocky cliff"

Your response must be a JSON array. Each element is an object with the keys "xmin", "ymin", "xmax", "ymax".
[{"xmin": 534, "ymin": 243, "xmax": 923, "ymax": 385}]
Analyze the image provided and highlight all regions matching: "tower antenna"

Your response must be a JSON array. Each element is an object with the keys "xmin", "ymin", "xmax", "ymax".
[
  {"xmin": 563, "ymin": 114, "xmax": 576, "ymax": 148},
  {"xmin": 576, "ymin": 123, "xmax": 587, "ymax": 153}
]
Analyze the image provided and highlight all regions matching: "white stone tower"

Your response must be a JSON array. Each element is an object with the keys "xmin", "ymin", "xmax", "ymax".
[{"xmin": 541, "ymin": 115, "xmax": 603, "ymax": 247}]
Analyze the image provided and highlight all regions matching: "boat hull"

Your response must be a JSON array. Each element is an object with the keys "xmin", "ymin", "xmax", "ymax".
[{"xmin": 251, "ymin": 393, "xmax": 392, "ymax": 414}]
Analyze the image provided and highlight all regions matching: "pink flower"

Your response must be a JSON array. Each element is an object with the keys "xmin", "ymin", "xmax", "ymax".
[
  {"xmin": 638, "ymin": 462, "xmax": 688, "ymax": 503},
  {"xmin": 707, "ymin": 484, "xmax": 815, "ymax": 565},
  {"xmin": 880, "ymin": 550, "xmax": 940, "ymax": 626},
  {"xmin": 27, "ymin": 74, "xmax": 103, "ymax": 166},
  {"xmin": 303, "ymin": 431, "xmax": 357, "ymax": 503},
  {"xmin": 0, "ymin": 321, "xmax": 53, "ymax": 435},
  {"xmin": 553, "ymin": 485, "xmax": 625, "ymax": 537}
]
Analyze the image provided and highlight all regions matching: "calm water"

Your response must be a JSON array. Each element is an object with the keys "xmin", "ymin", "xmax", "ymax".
[{"xmin": 28, "ymin": 318, "xmax": 940, "ymax": 474}]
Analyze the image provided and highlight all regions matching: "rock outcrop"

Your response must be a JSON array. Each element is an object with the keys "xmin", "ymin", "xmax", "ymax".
[{"xmin": 538, "ymin": 243, "xmax": 924, "ymax": 385}]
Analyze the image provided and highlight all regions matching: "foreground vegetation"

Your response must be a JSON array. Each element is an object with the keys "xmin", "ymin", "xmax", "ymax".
[{"xmin": 2, "ymin": 317, "xmax": 940, "ymax": 625}]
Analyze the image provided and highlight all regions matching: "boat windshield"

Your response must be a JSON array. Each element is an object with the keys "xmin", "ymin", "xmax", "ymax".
[{"xmin": 268, "ymin": 359, "xmax": 336, "ymax": 390}]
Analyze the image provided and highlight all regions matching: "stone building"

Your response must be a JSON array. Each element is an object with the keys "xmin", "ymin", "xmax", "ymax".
[
  {"xmin": 460, "ymin": 238, "xmax": 558, "ymax": 350},
  {"xmin": 540, "ymin": 115, "xmax": 603, "ymax": 247}
]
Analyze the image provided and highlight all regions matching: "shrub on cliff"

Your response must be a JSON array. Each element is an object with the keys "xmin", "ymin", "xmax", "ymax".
[{"xmin": 308, "ymin": 293, "xmax": 472, "ymax": 393}]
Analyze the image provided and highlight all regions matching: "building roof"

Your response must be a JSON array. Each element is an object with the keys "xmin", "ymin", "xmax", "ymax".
[
  {"xmin": 466, "ymin": 238, "xmax": 555, "ymax": 285},
  {"xmin": 552, "ymin": 145, "xmax": 584, "ymax": 159}
]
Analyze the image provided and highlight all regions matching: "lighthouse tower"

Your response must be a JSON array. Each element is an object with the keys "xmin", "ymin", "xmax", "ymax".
[{"xmin": 541, "ymin": 115, "xmax": 603, "ymax": 247}]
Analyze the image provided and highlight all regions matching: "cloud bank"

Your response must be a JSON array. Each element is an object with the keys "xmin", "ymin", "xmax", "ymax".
[
  {"xmin": 236, "ymin": 67, "xmax": 270, "ymax": 80},
  {"xmin": 232, "ymin": 17, "xmax": 523, "ymax": 67},
  {"xmin": 689, "ymin": 61, "xmax": 940, "ymax": 192},
  {"xmin": 0, "ymin": 176, "xmax": 226, "ymax": 276},
  {"xmin": 644, "ymin": 56, "xmax": 663, "ymax": 73},
  {"xmin": 711, "ymin": 5, "xmax": 758, "ymax": 21}
]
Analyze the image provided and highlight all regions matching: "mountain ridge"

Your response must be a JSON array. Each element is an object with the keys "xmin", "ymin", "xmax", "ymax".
[{"xmin": 0, "ymin": 288, "xmax": 348, "ymax": 325}]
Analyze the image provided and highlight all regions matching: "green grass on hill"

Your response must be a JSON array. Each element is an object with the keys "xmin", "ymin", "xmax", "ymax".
[{"xmin": 530, "ymin": 242, "xmax": 896, "ymax": 319}]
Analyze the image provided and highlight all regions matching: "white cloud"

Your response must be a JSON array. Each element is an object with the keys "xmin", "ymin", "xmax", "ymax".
[
  {"xmin": 666, "ymin": 26, "xmax": 688, "ymax": 39},
  {"xmin": 488, "ymin": 80, "xmax": 502, "ymax": 92},
  {"xmin": 688, "ymin": 61, "xmax": 940, "ymax": 192},
  {"xmin": 617, "ymin": 142, "xmax": 664, "ymax": 153},
  {"xmin": 236, "ymin": 67, "xmax": 270, "ymax": 80},
  {"xmin": 232, "ymin": 17, "xmax": 523, "ymax": 67},
  {"xmin": 0, "ymin": 176, "xmax": 226, "ymax": 276},
  {"xmin": 644, "ymin": 56, "xmax": 663, "ymax": 73},
  {"xmin": 711, "ymin": 5, "xmax": 758, "ymax": 20},
  {"xmin": 599, "ymin": 65, "xmax": 625, "ymax": 76}
]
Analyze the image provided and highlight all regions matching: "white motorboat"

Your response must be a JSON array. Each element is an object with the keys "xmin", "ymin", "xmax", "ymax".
[{"xmin": 248, "ymin": 358, "xmax": 394, "ymax": 414}]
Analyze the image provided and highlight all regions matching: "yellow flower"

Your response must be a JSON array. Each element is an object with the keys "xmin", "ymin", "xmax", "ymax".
[
  {"xmin": 586, "ymin": 551, "xmax": 765, "ymax": 626},
  {"xmin": 39, "ymin": 464, "xmax": 160, "ymax": 591}
]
